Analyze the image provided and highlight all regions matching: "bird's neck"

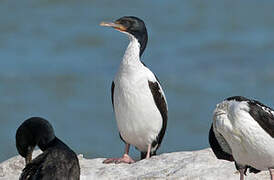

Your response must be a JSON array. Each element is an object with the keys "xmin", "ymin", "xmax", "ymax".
[
  {"xmin": 121, "ymin": 35, "xmax": 142, "ymax": 67},
  {"xmin": 42, "ymin": 137, "xmax": 70, "ymax": 150}
]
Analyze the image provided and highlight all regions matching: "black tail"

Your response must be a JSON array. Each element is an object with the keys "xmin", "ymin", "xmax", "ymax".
[
  {"xmin": 140, "ymin": 151, "xmax": 156, "ymax": 160},
  {"xmin": 235, "ymin": 163, "xmax": 261, "ymax": 175}
]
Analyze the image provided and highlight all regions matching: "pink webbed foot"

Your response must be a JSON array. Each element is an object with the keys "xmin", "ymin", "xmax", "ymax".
[{"xmin": 103, "ymin": 154, "xmax": 135, "ymax": 164}]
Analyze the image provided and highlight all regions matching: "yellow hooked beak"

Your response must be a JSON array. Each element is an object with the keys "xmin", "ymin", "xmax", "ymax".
[{"xmin": 100, "ymin": 21, "xmax": 127, "ymax": 32}]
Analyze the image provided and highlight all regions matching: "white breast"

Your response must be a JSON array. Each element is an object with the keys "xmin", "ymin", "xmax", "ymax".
[
  {"xmin": 213, "ymin": 100, "xmax": 274, "ymax": 170},
  {"xmin": 113, "ymin": 34, "xmax": 163, "ymax": 152}
]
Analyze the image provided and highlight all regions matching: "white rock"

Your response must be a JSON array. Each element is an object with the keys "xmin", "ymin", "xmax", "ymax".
[{"xmin": 0, "ymin": 148, "xmax": 269, "ymax": 180}]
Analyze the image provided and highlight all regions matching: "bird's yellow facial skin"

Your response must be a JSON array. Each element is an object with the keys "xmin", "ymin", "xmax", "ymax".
[{"xmin": 100, "ymin": 22, "xmax": 127, "ymax": 32}]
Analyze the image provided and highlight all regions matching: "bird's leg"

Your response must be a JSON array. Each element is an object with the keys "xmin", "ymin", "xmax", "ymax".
[
  {"xmin": 103, "ymin": 143, "xmax": 135, "ymax": 164},
  {"xmin": 239, "ymin": 168, "xmax": 245, "ymax": 180},
  {"xmin": 146, "ymin": 144, "xmax": 151, "ymax": 159},
  {"xmin": 235, "ymin": 163, "xmax": 247, "ymax": 180},
  {"xmin": 268, "ymin": 168, "xmax": 274, "ymax": 180},
  {"xmin": 124, "ymin": 143, "xmax": 130, "ymax": 154}
]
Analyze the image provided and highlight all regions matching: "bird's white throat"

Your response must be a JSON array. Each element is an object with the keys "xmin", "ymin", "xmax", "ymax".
[{"xmin": 121, "ymin": 34, "xmax": 141, "ymax": 67}]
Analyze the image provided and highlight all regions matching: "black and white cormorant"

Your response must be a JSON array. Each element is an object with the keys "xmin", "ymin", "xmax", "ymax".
[
  {"xmin": 100, "ymin": 16, "xmax": 168, "ymax": 164},
  {"xmin": 209, "ymin": 96, "xmax": 274, "ymax": 180},
  {"xmin": 16, "ymin": 117, "xmax": 80, "ymax": 180}
]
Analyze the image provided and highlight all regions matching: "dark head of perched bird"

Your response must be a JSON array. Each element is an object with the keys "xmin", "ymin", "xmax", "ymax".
[
  {"xmin": 16, "ymin": 117, "xmax": 80, "ymax": 180},
  {"xmin": 16, "ymin": 117, "xmax": 55, "ymax": 164},
  {"xmin": 100, "ymin": 16, "xmax": 148, "ymax": 57}
]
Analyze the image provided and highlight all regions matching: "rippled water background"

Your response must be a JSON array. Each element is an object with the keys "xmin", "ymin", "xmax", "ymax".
[{"xmin": 1, "ymin": 0, "xmax": 274, "ymax": 162}]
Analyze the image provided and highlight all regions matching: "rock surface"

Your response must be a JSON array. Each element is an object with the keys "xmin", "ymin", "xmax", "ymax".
[{"xmin": 0, "ymin": 148, "xmax": 269, "ymax": 180}]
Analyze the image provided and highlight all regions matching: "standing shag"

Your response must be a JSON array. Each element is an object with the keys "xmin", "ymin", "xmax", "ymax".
[
  {"xmin": 209, "ymin": 96, "xmax": 274, "ymax": 180},
  {"xmin": 16, "ymin": 117, "xmax": 80, "ymax": 180},
  {"xmin": 100, "ymin": 16, "xmax": 168, "ymax": 164}
]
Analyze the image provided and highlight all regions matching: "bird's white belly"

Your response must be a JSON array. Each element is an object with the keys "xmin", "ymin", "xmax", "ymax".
[
  {"xmin": 114, "ymin": 78, "xmax": 162, "ymax": 152},
  {"xmin": 215, "ymin": 102, "xmax": 274, "ymax": 170}
]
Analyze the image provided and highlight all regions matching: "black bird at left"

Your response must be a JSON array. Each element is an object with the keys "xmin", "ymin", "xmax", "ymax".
[{"xmin": 16, "ymin": 117, "xmax": 80, "ymax": 180}]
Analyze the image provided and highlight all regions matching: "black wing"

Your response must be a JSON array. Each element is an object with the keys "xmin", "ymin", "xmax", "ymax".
[
  {"xmin": 20, "ymin": 149, "xmax": 80, "ymax": 180},
  {"xmin": 226, "ymin": 96, "xmax": 250, "ymax": 102},
  {"xmin": 248, "ymin": 100, "xmax": 274, "ymax": 138},
  {"xmin": 148, "ymin": 80, "xmax": 168, "ymax": 150},
  {"xmin": 111, "ymin": 81, "xmax": 115, "ymax": 108},
  {"xmin": 20, "ymin": 152, "xmax": 46, "ymax": 180}
]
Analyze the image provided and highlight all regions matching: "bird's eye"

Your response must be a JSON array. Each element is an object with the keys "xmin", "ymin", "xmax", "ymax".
[{"xmin": 121, "ymin": 20, "xmax": 130, "ymax": 27}]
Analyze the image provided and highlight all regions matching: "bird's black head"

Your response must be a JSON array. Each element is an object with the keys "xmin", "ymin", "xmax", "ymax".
[
  {"xmin": 100, "ymin": 16, "xmax": 148, "ymax": 57},
  {"xmin": 16, "ymin": 117, "xmax": 55, "ymax": 164}
]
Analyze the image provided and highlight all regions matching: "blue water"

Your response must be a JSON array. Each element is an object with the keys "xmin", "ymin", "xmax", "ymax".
[{"xmin": 1, "ymin": 0, "xmax": 274, "ymax": 162}]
